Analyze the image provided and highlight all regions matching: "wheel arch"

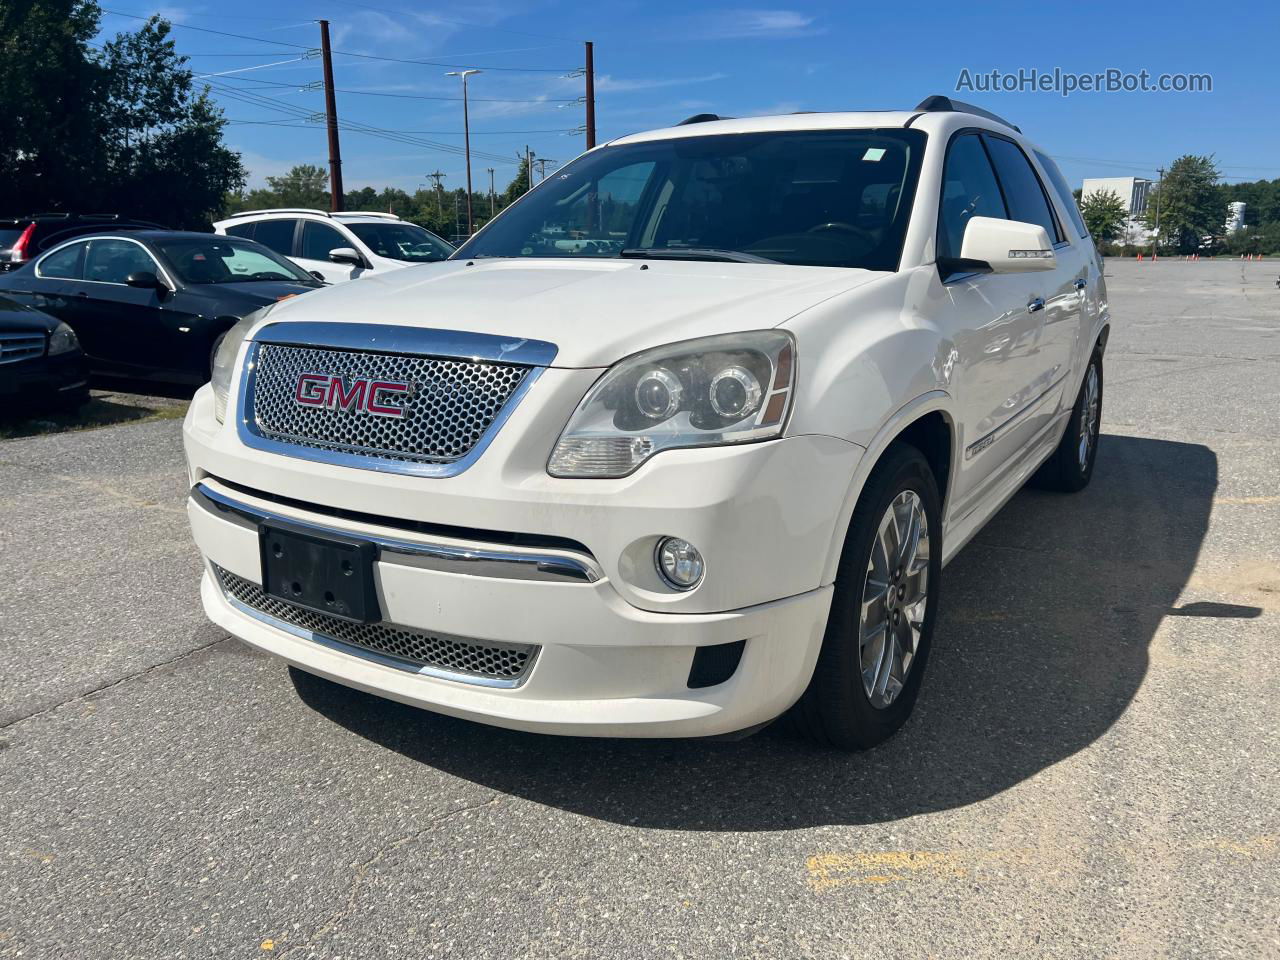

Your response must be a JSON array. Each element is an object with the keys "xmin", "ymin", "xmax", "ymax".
[{"xmin": 820, "ymin": 391, "xmax": 957, "ymax": 585}]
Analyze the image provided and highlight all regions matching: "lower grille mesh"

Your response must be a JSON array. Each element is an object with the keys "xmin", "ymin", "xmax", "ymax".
[{"xmin": 213, "ymin": 564, "xmax": 537, "ymax": 685}]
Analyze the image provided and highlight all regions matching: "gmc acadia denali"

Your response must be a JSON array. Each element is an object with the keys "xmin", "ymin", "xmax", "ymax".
[{"xmin": 185, "ymin": 97, "xmax": 1109, "ymax": 748}]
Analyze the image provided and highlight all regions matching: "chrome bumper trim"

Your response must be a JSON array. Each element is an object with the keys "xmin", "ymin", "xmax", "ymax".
[{"xmin": 191, "ymin": 481, "xmax": 600, "ymax": 584}]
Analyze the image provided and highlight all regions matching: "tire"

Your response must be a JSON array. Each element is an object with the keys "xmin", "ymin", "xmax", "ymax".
[
  {"xmin": 792, "ymin": 444, "xmax": 943, "ymax": 749},
  {"xmin": 1034, "ymin": 350, "xmax": 1103, "ymax": 493}
]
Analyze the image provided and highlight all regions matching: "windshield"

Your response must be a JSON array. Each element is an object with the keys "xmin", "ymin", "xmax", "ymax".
[
  {"xmin": 456, "ymin": 128, "xmax": 926, "ymax": 270},
  {"xmin": 155, "ymin": 237, "xmax": 319, "ymax": 285},
  {"xmin": 347, "ymin": 222, "xmax": 454, "ymax": 262}
]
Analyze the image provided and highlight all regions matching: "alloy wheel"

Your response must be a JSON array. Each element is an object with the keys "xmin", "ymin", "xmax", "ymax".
[
  {"xmin": 1077, "ymin": 363, "xmax": 1100, "ymax": 472},
  {"xmin": 859, "ymin": 490, "xmax": 930, "ymax": 709}
]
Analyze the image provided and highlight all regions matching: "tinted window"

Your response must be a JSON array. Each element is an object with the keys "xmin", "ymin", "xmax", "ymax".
[
  {"xmin": 300, "ymin": 221, "xmax": 349, "ymax": 261},
  {"xmin": 222, "ymin": 222, "xmax": 256, "ymax": 240},
  {"xmin": 252, "ymin": 219, "xmax": 297, "ymax": 256},
  {"xmin": 154, "ymin": 238, "xmax": 317, "ymax": 285},
  {"xmin": 938, "ymin": 133, "xmax": 1007, "ymax": 261},
  {"xmin": 457, "ymin": 129, "xmax": 928, "ymax": 271},
  {"xmin": 84, "ymin": 239, "xmax": 158, "ymax": 284},
  {"xmin": 346, "ymin": 222, "xmax": 453, "ymax": 262},
  {"xmin": 984, "ymin": 136, "xmax": 1062, "ymax": 243},
  {"xmin": 37, "ymin": 243, "xmax": 85, "ymax": 279},
  {"xmin": 1034, "ymin": 150, "xmax": 1089, "ymax": 239}
]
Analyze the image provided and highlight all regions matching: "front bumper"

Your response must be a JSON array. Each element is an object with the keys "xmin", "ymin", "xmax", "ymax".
[{"xmin": 184, "ymin": 381, "xmax": 862, "ymax": 737}]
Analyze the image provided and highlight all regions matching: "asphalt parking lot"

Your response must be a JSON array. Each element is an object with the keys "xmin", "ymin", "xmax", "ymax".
[{"xmin": 2, "ymin": 258, "xmax": 1277, "ymax": 959}]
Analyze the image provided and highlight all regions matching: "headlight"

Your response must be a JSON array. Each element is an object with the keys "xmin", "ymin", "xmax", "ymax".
[
  {"xmin": 211, "ymin": 309, "xmax": 270, "ymax": 423},
  {"xmin": 548, "ymin": 331, "xmax": 795, "ymax": 478},
  {"xmin": 47, "ymin": 322, "xmax": 79, "ymax": 356}
]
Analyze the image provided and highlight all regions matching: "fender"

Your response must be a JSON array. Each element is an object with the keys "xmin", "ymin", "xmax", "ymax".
[{"xmin": 819, "ymin": 389, "xmax": 956, "ymax": 585}]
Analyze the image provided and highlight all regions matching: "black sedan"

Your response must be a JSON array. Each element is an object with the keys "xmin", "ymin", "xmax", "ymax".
[
  {"xmin": 0, "ymin": 231, "xmax": 322, "ymax": 385},
  {"xmin": 0, "ymin": 295, "xmax": 89, "ymax": 410}
]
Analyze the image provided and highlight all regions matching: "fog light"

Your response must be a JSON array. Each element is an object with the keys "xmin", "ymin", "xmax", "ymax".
[{"xmin": 655, "ymin": 537, "xmax": 704, "ymax": 591}]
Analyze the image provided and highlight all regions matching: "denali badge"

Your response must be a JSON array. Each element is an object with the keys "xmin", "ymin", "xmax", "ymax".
[{"xmin": 294, "ymin": 373, "xmax": 412, "ymax": 419}]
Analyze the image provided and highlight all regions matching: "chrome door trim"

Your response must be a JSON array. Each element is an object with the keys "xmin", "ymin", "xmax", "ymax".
[
  {"xmin": 192, "ymin": 481, "xmax": 600, "ymax": 584},
  {"xmin": 235, "ymin": 322, "xmax": 558, "ymax": 479}
]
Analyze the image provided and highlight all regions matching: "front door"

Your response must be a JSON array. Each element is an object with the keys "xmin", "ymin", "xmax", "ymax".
[
  {"xmin": 294, "ymin": 221, "xmax": 361, "ymax": 283},
  {"xmin": 74, "ymin": 237, "xmax": 175, "ymax": 377}
]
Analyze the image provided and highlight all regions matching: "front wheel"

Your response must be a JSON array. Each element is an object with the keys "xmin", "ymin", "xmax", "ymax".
[
  {"xmin": 792, "ymin": 444, "xmax": 943, "ymax": 749},
  {"xmin": 1034, "ymin": 350, "xmax": 1103, "ymax": 492}
]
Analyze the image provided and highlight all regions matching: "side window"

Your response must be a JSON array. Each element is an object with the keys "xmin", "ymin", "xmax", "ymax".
[
  {"xmin": 83, "ymin": 239, "xmax": 159, "ymax": 284},
  {"xmin": 983, "ymin": 136, "xmax": 1063, "ymax": 243},
  {"xmin": 300, "ymin": 221, "xmax": 349, "ymax": 261},
  {"xmin": 252, "ymin": 219, "xmax": 297, "ymax": 256},
  {"xmin": 938, "ymin": 133, "xmax": 1007, "ymax": 261},
  {"xmin": 36, "ymin": 242, "xmax": 86, "ymax": 280},
  {"xmin": 222, "ymin": 222, "xmax": 256, "ymax": 240},
  {"xmin": 1034, "ymin": 150, "xmax": 1089, "ymax": 239}
]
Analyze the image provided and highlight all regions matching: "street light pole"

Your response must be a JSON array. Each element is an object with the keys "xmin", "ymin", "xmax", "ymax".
[{"xmin": 445, "ymin": 69, "xmax": 482, "ymax": 236}]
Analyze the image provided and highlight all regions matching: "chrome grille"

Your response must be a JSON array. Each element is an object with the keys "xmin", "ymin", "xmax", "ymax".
[
  {"xmin": 250, "ymin": 343, "xmax": 530, "ymax": 464},
  {"xmin": 214, "ymin": 564, "xmax": 538, "ymax": 685},
  {"xmin": 0, "ymin": 332, "xmax": 45, "ymax": 365}
]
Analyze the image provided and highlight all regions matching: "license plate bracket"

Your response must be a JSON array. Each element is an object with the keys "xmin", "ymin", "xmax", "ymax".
[{"xmin": 259, "ymin": 520, "xmax": 380, "ymax": 624}]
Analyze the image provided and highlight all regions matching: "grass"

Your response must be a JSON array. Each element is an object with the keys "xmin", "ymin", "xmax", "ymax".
[{"xmin": 0, "ymin": 392, "xmax": 190, "ymax": 440}]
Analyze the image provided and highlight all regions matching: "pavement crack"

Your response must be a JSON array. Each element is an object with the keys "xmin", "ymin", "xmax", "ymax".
[
  {"xmin": 278, "ymin": 797, "xmax": 500, "ymax": 958},
  {"xmin": 0, "ymin": 635, "xmax": 232, "ymax": 731}
]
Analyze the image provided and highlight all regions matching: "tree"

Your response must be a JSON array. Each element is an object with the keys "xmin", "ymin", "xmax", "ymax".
[
  {"xmin": 1144, "ymin": 155, "xmax": 1224, "ymax": 254},
  {"xmin": 0, "ymin": 3, "xmax": 243, "ymax": 226},
  {"xmin": 1078, "ymin": 189, "xmax": 1128, "ymax": 244},
  {"xmin": 0, "ymin": 0, "xmax": 105, "ymax": 214},
  {"xmin": 503, "ymin": 157, "xmax": 532, "ymax": 206}
]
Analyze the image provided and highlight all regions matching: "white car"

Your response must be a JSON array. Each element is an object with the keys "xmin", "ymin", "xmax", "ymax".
[
  {"xmin": 187, "ymin": 97, "xmax": 1109, "ymax": 748},
  {"xmin": 213, "ymin": 209, "xmax": 454, "ymax": 284}
]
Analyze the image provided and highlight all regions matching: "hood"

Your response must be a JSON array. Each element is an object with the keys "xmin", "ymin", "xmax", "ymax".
[
  {"xmin": 0, "ymin": 295, "xmax": 57, "ymax": 334},
  {"xmin": 195, "ymin": 280, "xmax": 323, "ymax": 309},
  {"xmin": 262, "ymin": 258, "xmax": 882, "ymax": 368}
]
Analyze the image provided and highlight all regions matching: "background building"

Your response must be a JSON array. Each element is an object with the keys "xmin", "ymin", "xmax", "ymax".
[
  {"xmin": 1081, "ymin": 176, "xmax": 1154, "ymax": 244},
  {"xmin": 1226, "ymin": 201, "xmax": 1246, "ymax": 233}
]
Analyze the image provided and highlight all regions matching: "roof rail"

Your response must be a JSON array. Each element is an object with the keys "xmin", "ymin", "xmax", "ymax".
[
  {"xmin": 223, "ymin": 208, "xmax": 332, "ymax": 219},
  {"xmin": 914, "ymin": 95, "xmax": 1020, "ymax": 133},
  {"xmin": 678, "ymin": 113, "xmax": 733, "ymax": 125},
  {"xmin": 334, "ymin": 211, "xmax": 402, "ymax": 220}
]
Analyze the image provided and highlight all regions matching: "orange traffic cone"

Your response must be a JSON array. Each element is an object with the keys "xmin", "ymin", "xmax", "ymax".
[{"xmin": 1137, "ymin": 253, "xmax": 1143, "ymax": 261}]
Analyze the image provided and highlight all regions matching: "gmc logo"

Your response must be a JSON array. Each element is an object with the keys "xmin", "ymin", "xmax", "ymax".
[{"xmin": 294, "ymin": 373, "xmax": 412, "ymax": 419}]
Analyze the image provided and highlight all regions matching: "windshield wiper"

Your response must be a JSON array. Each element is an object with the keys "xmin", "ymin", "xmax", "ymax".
[{"xmin": 619, "ymin": 247, "xmax": 778, "ymax": 265}]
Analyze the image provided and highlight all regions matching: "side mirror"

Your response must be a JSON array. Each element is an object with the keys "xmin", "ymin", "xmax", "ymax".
[
  {"xmin": 956, "ymin": 216, "xmax": 1057, "ymax": 274},
  {"xmin": 328, "ymin": 247, "xmax": 362, "ymax": 266},
  {"xmin": 126, "ymin": 270, "xmax": 165, "ymax": 290}
]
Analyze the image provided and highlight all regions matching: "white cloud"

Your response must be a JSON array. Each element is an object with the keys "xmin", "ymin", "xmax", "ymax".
[{"xmin": 692, "ymin": 9, "xmax": 824, "ymax": 39}]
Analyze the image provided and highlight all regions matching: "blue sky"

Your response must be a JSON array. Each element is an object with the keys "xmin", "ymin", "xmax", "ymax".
[{"xmin": 97, "ymin": 0, "xmax": 1280, "ymax": 195}]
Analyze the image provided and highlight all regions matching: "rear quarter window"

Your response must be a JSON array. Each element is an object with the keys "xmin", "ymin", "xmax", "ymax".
[{"xmin": 222, "ymin": 222, "xmax": 257, "ymax": 240}]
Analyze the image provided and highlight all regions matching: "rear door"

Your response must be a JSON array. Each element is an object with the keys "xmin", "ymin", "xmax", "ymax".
[
  {"xmin": 295, "ymin": 220, "xmax": 361, "ymax": 283},
  {"xmin": 9, "ymin": 241, "xmax": 87, "ymax": 321}
]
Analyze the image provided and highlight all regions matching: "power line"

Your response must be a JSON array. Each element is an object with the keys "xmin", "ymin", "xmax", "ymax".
[
  {"xmin": 227, "ymin": 120, "xmax": 577, "ymax": 134},
  {"xmin": 213, "ymin": 72, "xmax": 579, "ymax": 104},
  {"xmin": 101, "ymin": 9, "xmax": 576, "ymax": 72}
]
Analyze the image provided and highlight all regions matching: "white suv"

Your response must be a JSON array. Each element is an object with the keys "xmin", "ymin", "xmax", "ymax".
[
  {"xmin": 213, "ymin": 209, "xmax": 454, "ymax": 284},
  {"xmin": 187, "ymin": 98, "xmax": 1109, "ymax": 748}
]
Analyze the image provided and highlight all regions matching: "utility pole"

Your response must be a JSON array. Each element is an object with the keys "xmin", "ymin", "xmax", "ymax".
[
  {"xmin": 487, "ymin": 167, "xmax": 496, "ymax": 218},
  {"xmin": 584, "ymin": 41, "xmax": 596, "ymax": 150},
  {"xmin": 446, "ymin": 69, "xmax": 481, "ymax": 235},
  {"xmin": 318, "ymin": 20, "xmax": 344, "ymax": 211},
  {"xmin": 1152, "ymin": 166, "xmax": 1164, "ymax": 260},
  {"xmin": 426, "ymin": 170, "xmax": 445, "ymax": 227},
  {"xmin": 525, "ymin": 146, "xmax": 533, "ymax": 194},
  {"xmin": 533, "ymin": 158, "xmax": 556, "ymax": 182}
]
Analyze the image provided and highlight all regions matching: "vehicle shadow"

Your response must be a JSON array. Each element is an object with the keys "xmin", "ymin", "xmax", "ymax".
[{"xmin": 292, "ymin": 433, "xmax": 1228, "ymax": 830}]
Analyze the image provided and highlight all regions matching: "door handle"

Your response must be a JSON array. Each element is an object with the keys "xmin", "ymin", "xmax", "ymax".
[
  {"xmin": 1027, "ymin": 297, "xmax": 1045, "ymax": 313},
  {"xmin": 76, "ymin": 291, "xmax": 89, "ymax": 298},
  {"xmin": 1074, "ymin": 278, "xmax": 1087, "ymax": 291}
]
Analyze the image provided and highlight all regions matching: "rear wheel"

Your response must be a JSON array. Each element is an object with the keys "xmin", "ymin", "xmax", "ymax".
[
  {"xmin": 793, "ymin": 444, "xmax": 943, "ymax": 749},
  {"xmin": 1034, "ymin": 350, "xmax": 1103, "ymax": 492}
]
